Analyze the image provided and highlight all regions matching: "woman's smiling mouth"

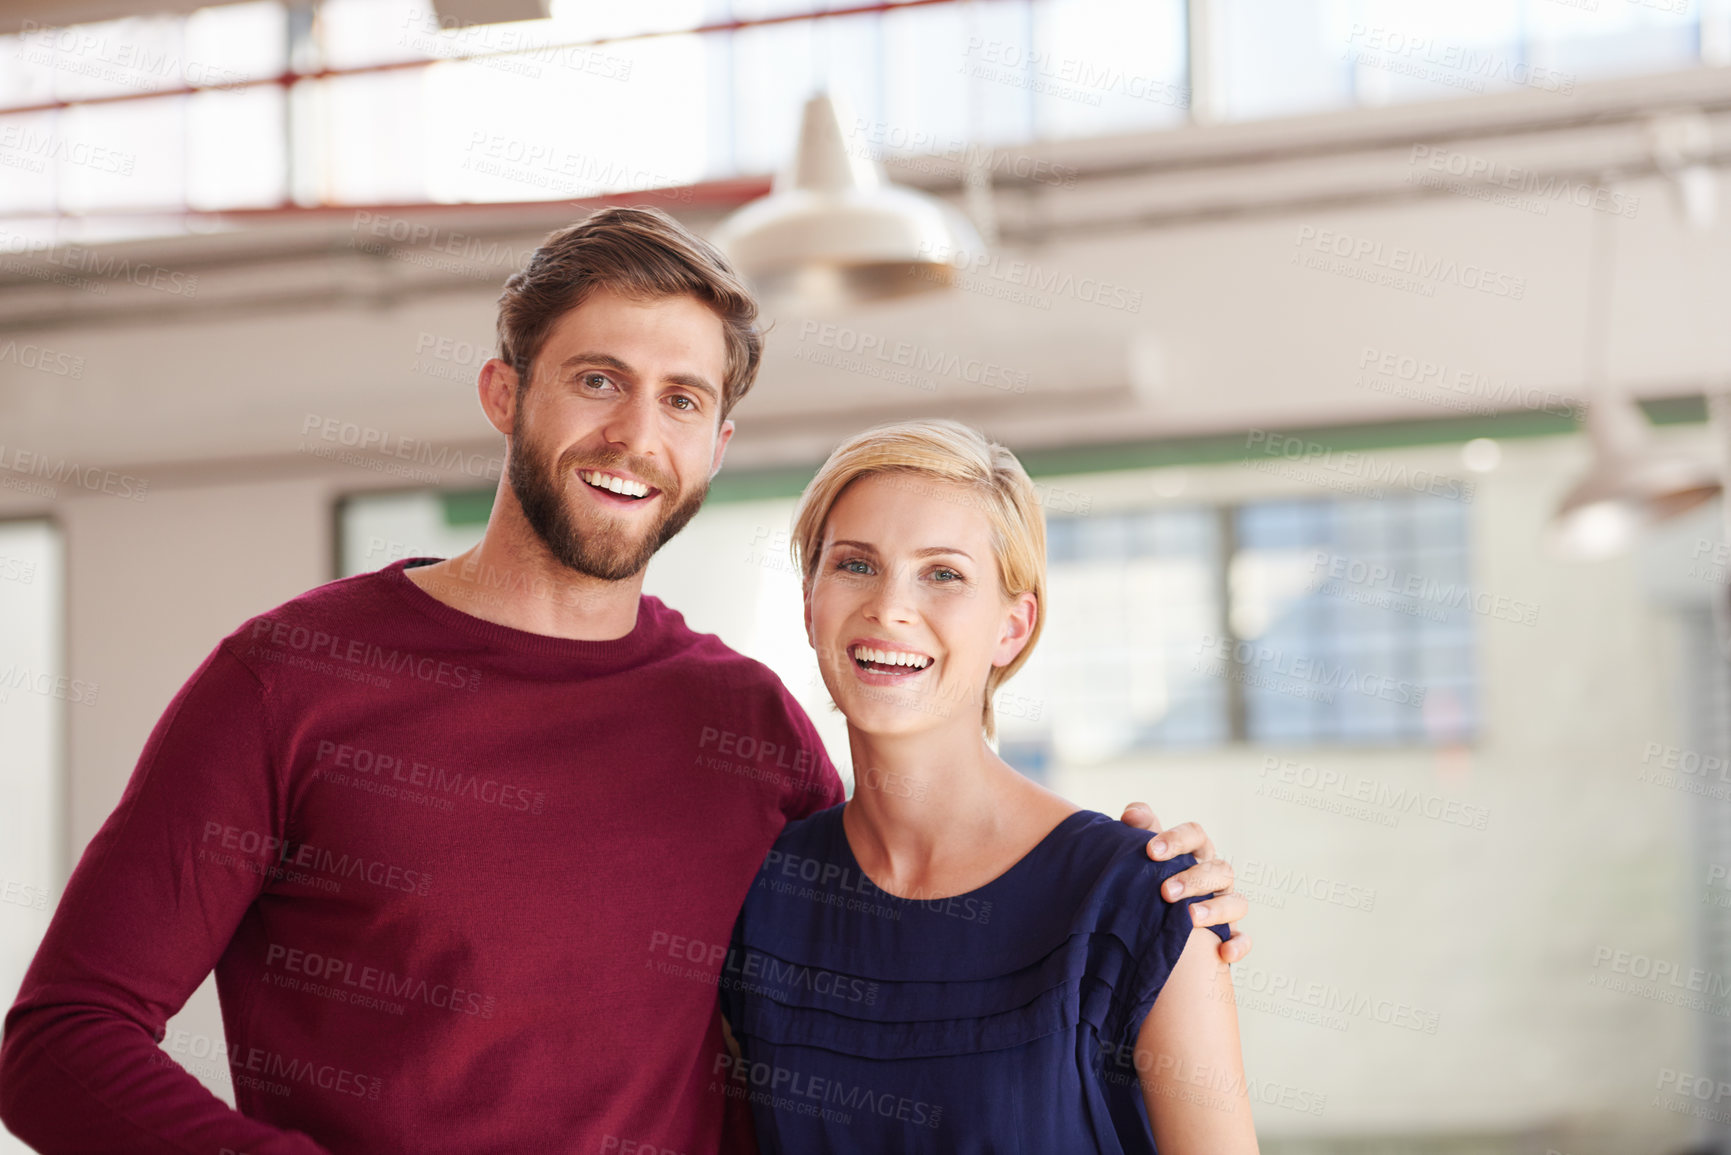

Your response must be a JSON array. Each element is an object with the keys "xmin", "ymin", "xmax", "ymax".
[{"xmin": 848, "ymin": 641, "xmax": 934, "ymax": 681}]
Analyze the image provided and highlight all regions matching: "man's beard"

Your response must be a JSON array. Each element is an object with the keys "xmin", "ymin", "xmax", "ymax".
[{"xmin": 508, "ymin": 415, "xmax": 709, "ymax": 582}]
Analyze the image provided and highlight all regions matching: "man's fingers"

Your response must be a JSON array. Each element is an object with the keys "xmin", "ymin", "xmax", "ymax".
[
  {"xmin": 1218, "ymin": 929, "xmax": 1252, "ymax": 965},
  {"xmin": 1157, "ymin": 858, "xmax": 1236, "ymax": 902},
  {"xmin": 1146, "ymin": 820, "xmax": 1217, "ymax": 863},
  {"xmin": 1121, "ymin": 802, "xmax": 1160, "ymax": 831},
  {"xmin": 1190, "ymin": 892, "xmax": 1248, "ymax": 928}
]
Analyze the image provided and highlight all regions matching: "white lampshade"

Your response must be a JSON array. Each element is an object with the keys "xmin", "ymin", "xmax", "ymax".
[
  {"xmin": 1549, "ymin": 392, "xmax": 1721, "ymax": 559},
  {"xmin": 713, "ymin": 93, "xmax": 984, "ymax": 307}
]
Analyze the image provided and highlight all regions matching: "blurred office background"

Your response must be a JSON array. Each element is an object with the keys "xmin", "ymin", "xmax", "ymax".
[{"xmin": 3, "ymin": 0, "xmax": 1731, "ymax": 1150}]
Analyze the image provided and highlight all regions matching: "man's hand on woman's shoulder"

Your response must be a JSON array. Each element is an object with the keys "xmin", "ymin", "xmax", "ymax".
[{"xmin": 1119, "ymin": 803, "xmax": 1252, "ymax": 965}]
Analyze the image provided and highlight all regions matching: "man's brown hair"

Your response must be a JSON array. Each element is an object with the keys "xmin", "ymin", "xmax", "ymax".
[{"xmin": 496, "ymin": 205, "xmax": 763, "ymax": 419}]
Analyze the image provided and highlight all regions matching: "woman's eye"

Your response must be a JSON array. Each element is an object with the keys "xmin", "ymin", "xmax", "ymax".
[
  {"xmin": 838, "ymin": 558, "xmax": 873, "ymax": 575},
  {"xmin": 931, "ymin": 567, "xmax": 963, "ymax": 583}
]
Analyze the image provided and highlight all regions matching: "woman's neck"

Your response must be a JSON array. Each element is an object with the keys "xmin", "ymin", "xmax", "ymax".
[{"xmin": 842, "ymin": 720, "xmax": 1070, "ymax": 899}]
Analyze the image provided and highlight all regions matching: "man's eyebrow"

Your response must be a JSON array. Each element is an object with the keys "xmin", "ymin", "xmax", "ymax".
[
  {"xmin": 557, "ymin": 353, "xmax": 720, "ymax": 405},
  {"xmin": 557, "ymin": 352, "xmax": 632, "ymax": 376},
  {"xmin": 829, "ymin": 539, "xmax": 974, "ymax": 561},
  {"xmin": 664, "ymin": 372, "xmax": 721, "ymax": 404}
]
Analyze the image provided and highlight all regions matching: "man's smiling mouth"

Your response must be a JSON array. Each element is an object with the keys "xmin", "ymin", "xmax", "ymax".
[{"xmin": 579, "ymin": 469, "xmax": 655, "ymax": 500}]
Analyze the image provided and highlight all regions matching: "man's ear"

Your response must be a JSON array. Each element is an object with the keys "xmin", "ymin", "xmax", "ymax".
[
  {"xmin": 479, "ymin": 358, "xmax": 519, "ymax": 437},
  {"xmin": 710, "ymin": 418, "xmax": 735, "ymax": 481}
]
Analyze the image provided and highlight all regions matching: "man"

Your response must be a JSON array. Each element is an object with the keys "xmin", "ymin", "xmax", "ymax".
[{"xmin": 0, "ymin": 207, "xmax": 1248, "ymax": 1154}]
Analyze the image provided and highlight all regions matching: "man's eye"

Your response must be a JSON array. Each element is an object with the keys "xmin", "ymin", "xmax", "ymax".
[
  {"xmin": 580, "ymin": 372, "xmax": 612, "ymax": 390},
  {"xmin": 670, "ymin": 394, "xmax": 696, "ymax": 411}
]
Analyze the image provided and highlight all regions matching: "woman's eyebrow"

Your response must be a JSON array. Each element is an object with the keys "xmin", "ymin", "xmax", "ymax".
[{"xmin": 829, "ymin": 539, "xmax": 973, "ymax": 561}]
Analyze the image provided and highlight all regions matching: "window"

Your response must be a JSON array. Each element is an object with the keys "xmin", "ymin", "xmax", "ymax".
[
  {"xmin": 1210, "ymin": 0, "xmax": 1716, "ymax": 118},
  {"xmin": 998, "ymin": 493, "xmax": 1476, "ymax": 763},
  {"xmin": 1231, "ymin": 495, "xmax": 1475, "ymax": 745},
  {"xmin": 3, "ymin": 0, "xmax": 1724, "ymax": 231},
  {"xmin": 1024, "ymin": 507, "xmax": 1229, "ymax": 761}
]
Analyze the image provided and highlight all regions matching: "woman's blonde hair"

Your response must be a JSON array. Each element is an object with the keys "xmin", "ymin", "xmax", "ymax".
[{"xmin": 790, "ymin": 419, "xmax": 1047, "ymax": 740}]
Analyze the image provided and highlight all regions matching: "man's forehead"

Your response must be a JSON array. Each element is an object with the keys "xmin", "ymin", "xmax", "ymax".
[{"xmin": 548, "ymin": 288, "xmax": 724, "ymax": 345}]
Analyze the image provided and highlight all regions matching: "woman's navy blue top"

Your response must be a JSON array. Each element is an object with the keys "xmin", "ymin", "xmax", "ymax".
[{"xmin": 718, "ymin": 804, "xmax": 1230, "ymax": 1153}]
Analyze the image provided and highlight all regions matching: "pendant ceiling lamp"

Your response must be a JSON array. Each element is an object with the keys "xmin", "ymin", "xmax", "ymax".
[
  {"xmin": 713, "ymin": 93, "xmax": 985, "ymax": 308},
  {"xmin": 1548, "ymin": 392, "xmax": 1721, "ymax": 559},
  {"xmin": 1548, "ymin": 176, "xmax": 1720, "ymax": 559}
]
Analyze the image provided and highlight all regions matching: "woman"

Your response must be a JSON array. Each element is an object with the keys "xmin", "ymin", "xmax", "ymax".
[{"xmin": 718, "ymin": 419, "xmax": 1258, "ymax": 1153}]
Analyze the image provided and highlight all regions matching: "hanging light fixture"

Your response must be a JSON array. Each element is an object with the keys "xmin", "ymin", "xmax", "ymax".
[
  {"xmin": 1548, "ymin": 392, "xmax": 1720, "ymax": 559},
  {"xmin": 713, "ymin": 92, "xmax": 985, "ymax": 308},
  {"xmin": 1548, "ymin": 173, "xmax": 1720, "ymax": 559}
]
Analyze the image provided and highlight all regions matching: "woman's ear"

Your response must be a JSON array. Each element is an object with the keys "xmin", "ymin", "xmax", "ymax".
[{"xmin": 992, "ymin": 590, "xmax": 1038, "ymax": 668}]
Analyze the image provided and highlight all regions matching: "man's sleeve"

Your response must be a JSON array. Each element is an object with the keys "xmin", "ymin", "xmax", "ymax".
[
  {"xmin": 772, "ymin": 682, "xmax": 844, "ymax": 820},
  {"xmin": 0, "ymin": 642, "xmax": 330, "ymax": 1155}
]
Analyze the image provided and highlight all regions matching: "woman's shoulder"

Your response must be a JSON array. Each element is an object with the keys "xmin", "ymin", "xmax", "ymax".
[
  {"xmin": 765, "ymin": 799, "xmax": 846, "ymax": 860},
  {"xmin": 741, "ymin": 802, "xmax": 853, "ymax": 918},
  {"xmin": 1032, "ymin": 808, "xmax": 1220, "ymax": 949},
  {"xmin": 1041, "ymin": 808, "xmax": 1202, "ymax": 895}
]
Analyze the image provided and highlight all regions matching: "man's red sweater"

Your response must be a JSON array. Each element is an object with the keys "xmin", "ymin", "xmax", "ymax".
[{"xmin": 0, "ymin": 559, "xmax": 842, "ymax": 1154}]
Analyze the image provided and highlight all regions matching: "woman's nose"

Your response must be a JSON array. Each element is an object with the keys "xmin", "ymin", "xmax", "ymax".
[{"xmin": 864, "ymin": 566, "xmax": 919, "ymax": 624}]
